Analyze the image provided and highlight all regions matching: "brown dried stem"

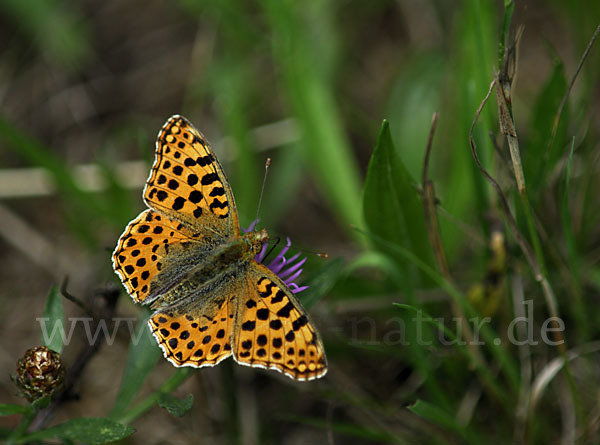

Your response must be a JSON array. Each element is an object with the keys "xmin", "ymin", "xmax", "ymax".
[
  {"xmin": 469, "ymin": 79, "xmax": 563, "ymax": 346},
  {"xmin": 29, "ymin": 286, "xmax": 120, "ymax": 431},
  {"xmin": 421, "ymin": 112, "xmax": 484, "ymax": 365}
]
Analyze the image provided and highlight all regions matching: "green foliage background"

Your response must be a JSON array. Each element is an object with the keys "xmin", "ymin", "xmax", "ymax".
[{"xmin": 1, "ymin": 0, "xmax": 600, "ymax": 443}]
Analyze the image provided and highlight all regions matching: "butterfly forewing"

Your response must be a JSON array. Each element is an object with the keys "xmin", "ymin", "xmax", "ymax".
[
  {"xmin": 144, "ymin": 115, "xmax": 239, "ymax": 238},
  {"xmin": 112, "ymin": 209, "xmax": 204, "ymax": 304}
]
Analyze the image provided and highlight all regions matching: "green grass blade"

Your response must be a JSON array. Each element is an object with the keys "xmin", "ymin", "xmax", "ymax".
[
  {"xmin": 409, "ymin": 399, "xmax": 482, "ymax": 444},
  {"xmin": 0, "ymin": 404, "xmax": 31, "ymax": 416},
  {"xmin": 498, "ymin": 1, "xmax": 515, "ymax": 66},
  {"xmin": 261, "ymin": 145, "xmax": 304, "ymax": 228},
  {"xmin": 109, "ymin": 313, "xmax": 160, "ymax": 421},
  {"xmin": 386, "ymin": 53, "xmax": 444, "ymax": 177},
  {"xmin": 19, "ymin": 418, "xmax": 134, "ymax": 444},
  {"xmin": 394, "ymin": 304, "xmax": 511, "ymax": 410},
  {"xmin": 440, "ymin": 0, "xmax": 497, "ymax": 253},
  {"xmin": 526, "ymin": 59, "xmax": 568, "ymax": 191},
  {"xmin": 300, "ymin": 257, "xmax": 344, "ymax": 309},
  {"xmin": 119, "ymin": 368, "xmax": 193, "ymax": 425},
  {"xmin": 41, "ymin": 286, "xmax": 65, "ymax": 354},
  {"xmin": 261, "ymin": 0, "xmax": 363, "ymax": 232},
  {"xmin": 0, "ymin": 116, "xmax": 104, "ymax": 247},
  {"xmin": 561, "ymin": 138, "xmax": 587, "ymax": 337},
  {"xmin": 211, "ymin": 62, "xmax": 262, "ymax": 225},
  {"xmin": 355, "ymin": 226, "xmax": 520, "ymax": 395}
]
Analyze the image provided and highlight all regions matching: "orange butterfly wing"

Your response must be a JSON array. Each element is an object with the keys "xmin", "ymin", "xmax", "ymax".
[
  {"xmin": 232, "ymin": 264, "xmax": 327, "ymax": 381},
  {"xmin": 112, "ymin": 209, "xmax": 204, "ymax": 304},
  {"xmin": 148, "ymin": 294, "xmax": 236, "ymax": 367},
  {"xmin": 144, "ymin": 115, "xmax": 239, "ymax": 237}
]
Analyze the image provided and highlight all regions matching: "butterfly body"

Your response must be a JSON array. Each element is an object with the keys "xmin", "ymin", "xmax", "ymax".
[
  {"xmin": 113, "ymin": 115, "xmax": 327, "ymax": 381},
  {"xmin": 150, "ymin": 229, "xmax": 268, "ymax": 309}
]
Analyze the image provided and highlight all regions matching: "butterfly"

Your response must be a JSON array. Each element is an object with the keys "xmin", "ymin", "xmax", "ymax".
[{"xmin": 112, "ymin": 115, "xmax": 327, "ymax": 381}]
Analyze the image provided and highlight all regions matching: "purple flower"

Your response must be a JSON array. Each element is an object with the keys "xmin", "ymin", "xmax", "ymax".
[{"xmin": 244, "ymin": 220, "xmax": 308, "ymax": 294}]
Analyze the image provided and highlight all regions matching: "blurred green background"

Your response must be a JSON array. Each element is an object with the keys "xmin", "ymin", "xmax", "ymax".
[{"xmin": 1, "ymin": 0, "xmax": 600, "ymax": 443}]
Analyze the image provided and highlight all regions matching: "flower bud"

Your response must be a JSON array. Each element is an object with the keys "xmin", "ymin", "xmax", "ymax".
[{"xmin": 14, "ymin": 346, "xmax": 65, "ymax": 402}]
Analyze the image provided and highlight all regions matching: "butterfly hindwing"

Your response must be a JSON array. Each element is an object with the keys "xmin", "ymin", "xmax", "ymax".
[
  {"xmin": 144, "ymin": 115, "xmax": 239, "ymax": 237},
  {"xmin": 232, "ymin": 263, "xmax": 327, "ymax": 381},
  {"xmin": 149, "ymin": 294, "xmax": 236, "ymax": 367},
  {"xmin": 112, "ymin": 209, "xmax": 204, "ymax": 304}
]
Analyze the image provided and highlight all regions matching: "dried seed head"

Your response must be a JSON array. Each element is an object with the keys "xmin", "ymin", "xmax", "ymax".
[{"xmin": 14, "ymin": 346, "xmax": 65, "ymax": 402}]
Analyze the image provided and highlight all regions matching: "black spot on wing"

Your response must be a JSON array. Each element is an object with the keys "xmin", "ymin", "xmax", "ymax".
[
  {"xmin": 201, "ymin": 173, "xmax": 219, "ymax": 185},
  {"xmin": 172, "ymin": 197, "xmax": 185, "ymax": 210},
  {"xmin": 209, "ymin": 199, "xmax": 228, "ymax": 210},
  {"xmin": 209, "ymin": 187, "xmax": 225, "ymax": 197}
]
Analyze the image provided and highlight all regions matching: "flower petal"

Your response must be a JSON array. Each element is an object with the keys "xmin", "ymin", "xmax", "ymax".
[
  {"xmin": 289, "ymin": 283, "xmax": 309, "ymax": 294},
  {"xmin": 277, "ymin": 257, "xmax": 307, "ymax": 280}
]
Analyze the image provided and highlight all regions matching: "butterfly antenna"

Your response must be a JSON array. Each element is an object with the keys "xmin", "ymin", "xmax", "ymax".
[
  {"xmin": 303, "ymin": 249, "xmax": 328, "ymax": 259},
  {"xmin": 265, "ymin": 230, "xmax": 329, "ymax": 260},
  {"xmin": 263, "ymin": 236, "xmax": 281, "ymax": 260},
  {"xmin": 256, "ymin": 157, "xmax": 271, "ymax": 222}
]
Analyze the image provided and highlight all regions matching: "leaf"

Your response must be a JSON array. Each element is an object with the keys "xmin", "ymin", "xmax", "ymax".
[
  {"xmin": 362, "ymin": 120, "xmax": 434, "ymax": 286},
  {"xmin": 347, "ymin": 250, "xmax": 407, "ymax": 291},
  {"xmin": 386, "ymin": 53, "xmax": 444, "ymax": 177},
  {"xmin": 408, "ymin": 400, "xmax": 480, "ymax": 442},
  {"xmin": 31, "ymin": 395, "xmax": 51, "ymax": 411},
  {"xmin": 300, "ymin": 257, "xmax": 344, "ymax": 309},
  {"xmin": 157, "ymin": 393, "xmax": 194, "ymax": 417},
  {"xmin": 109, "ymin": 312, "xmax": 160, "ymax": 421},
  {"xmin": 0, "ymin": 404, "xmax": 31, "ymax": 416},
  {"xmin": 42, "ymin": 286, "xmax": 65, "ymax": 353},
  {"xmin": 118, "ymin": 368, "xmax": 193, "ymax": 425},
  {"xmin": 526, "ymin": 59, "xmax": 568, "ymax": 191},
  {"xmin": 22, "ymin": 418, "xmax": 134, "ymax": 444}
]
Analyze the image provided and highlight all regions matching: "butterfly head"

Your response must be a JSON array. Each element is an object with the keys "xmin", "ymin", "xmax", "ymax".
[{"xmin": 245, "ymin": 228, "xmax": 269, "ymax": 257}]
